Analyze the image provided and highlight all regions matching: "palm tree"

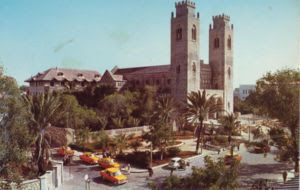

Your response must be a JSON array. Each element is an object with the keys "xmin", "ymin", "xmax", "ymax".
[
  {"xmin": 185, "ymin": 90, "xmax": 222, "ymax": 154},
  {"xmin": 23, "ymin": 93, "xmax": 61, "ymax": 175},
  {"xmin": 152, "ymin": 97, "xmax": 175, "ymax": 124},
  {"xmin": 219, "ymin": 113, "xmax": 240, "ymax": 156}
]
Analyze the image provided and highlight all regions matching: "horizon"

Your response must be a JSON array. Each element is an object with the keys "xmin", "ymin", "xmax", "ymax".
[{"xmin": 0, "ymin": 0, "xmax": 299, "ymax": 88}]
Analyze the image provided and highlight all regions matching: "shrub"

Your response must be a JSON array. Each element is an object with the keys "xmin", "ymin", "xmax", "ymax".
[
  {"xmin": 162, "ymin": 175, "xmax": 182, "ymax": 190},
  {"xmin": 210, "ymin": 135, "xmax": 227, "ymax": 146},
  {"xmin": 168, "ymin": 147, "xmax": 181, "ymax": 157}
]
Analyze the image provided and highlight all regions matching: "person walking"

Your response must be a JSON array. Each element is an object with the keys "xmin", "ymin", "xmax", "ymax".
[
  {"xmin": 148, "ymin": 166, "xmax": 153, "ymax": 178},
  {"xmin": 127, "ymin": 164, "xmax": 131, "ymax": 175},
  {"xmin": 282, "ymin": 171, "xmax": 287, "ymax": 183}
]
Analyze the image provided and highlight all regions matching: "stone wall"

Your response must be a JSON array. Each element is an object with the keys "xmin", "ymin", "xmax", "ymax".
[
  {"xmin": 9, "ymin": 179, "xmax": 40, "ymax": 190},
  {"xmin": 7, "ymin": 160, "xmax": 64, "ymax": 190}
]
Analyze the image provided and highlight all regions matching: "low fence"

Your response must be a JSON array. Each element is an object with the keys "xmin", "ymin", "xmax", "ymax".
[{"xmin": 7, "ymin": 160, "xmax": 64, "ymax": 190}]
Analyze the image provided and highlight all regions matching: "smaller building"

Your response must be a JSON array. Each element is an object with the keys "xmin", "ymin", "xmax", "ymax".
[
  {"xmin": 25, "ymin": 67, "xmax": 102, "ymax": 95},
  {"xmin": 234, "ymin": 84, "xmax": 255, "ymax": 100}
]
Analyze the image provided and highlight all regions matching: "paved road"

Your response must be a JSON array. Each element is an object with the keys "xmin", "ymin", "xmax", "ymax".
[
  {"xmin": 60, "ymin": 154, "xmax": 206, "ymax": 190},
  {"xmin": 58, "ymin": 139, "xmax": 296, "ymax": 190}
]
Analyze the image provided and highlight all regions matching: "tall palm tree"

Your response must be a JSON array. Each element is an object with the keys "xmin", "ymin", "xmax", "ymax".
[
  {"xmin": 185, "ymin": 90, "xmax": 222, "ymax": 154},
  {"xmin": 23, "ymin": 93, "xmax": 61, "ymax": 175},
  {"xmin": 219, "ymin": 113, "xmax": 240, "ymax": 156}
]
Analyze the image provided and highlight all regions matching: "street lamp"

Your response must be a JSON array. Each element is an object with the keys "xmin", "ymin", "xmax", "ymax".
[{"xmin": 84, "ymin": 174, "xmax": 90, "ymax": 190}]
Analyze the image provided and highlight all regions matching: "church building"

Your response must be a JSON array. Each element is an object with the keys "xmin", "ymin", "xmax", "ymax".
[{"xmin": 26, "ymin": 0, "xmax": 234, "ymax": 113}]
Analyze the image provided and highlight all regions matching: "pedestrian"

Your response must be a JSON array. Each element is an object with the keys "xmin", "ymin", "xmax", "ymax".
[
  {"xmin": 217, "ymin": 149, "xmax": 220, "ymax": 154},
  {"xmin": 170, "ymin": 167, "xmax": 174, "ymax": 176},
  {"xmin": 127, "ymin": 164, "xmax": 131, "ymax": 175},
  {"xmin": 282, "ymin": 171, "xmax": 287, "ymax": 183},
  {"xmin": 263, "ymin": 147, "xmax": 267, "ymax": 158},
  {"xmin": 148, "ymin": 166, "xmax": 153, "ymax": 178},
  {"xmin": 237, "ymin": 143, "xmax": 240, "ymax": 151}
]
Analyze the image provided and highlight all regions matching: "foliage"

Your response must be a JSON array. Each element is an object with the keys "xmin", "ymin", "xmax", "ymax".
[
  {"xmin": 92, "ymin": 129, "xmax": 111, "ymax": 150},
  {"xmin": 53, "ymin": 94, "xmax": 99, "ymax": 130},
  {"xmin": 184, "ymin": 156, "xmax": 239, "ymax": 190},
  {"xmin": 130, "ymin": 139, "xmax": 143, "ymax": 153},
  {"xmin": 23, "ymin": 93, "xmax": 62, "ymax": 175},
  {"xmin": 69, "ymin": 84, "xmax": 116, "ymax": 108},
  {"xmin": 0, "ymin": 72, "xmax": 34, "ymax": 186},
  {"xmin": 247, "ymin": 69, "xmax": 299, "ymax": 172},
  {"xmin": 185, "ymin": 90, "xmax": 222, "ymax": 154},
  {"xmin": 162, "ymin": 175, "xmax": 182, "ymax": 190},
  {"xmin": 219, "ymin": 113, "xmax": 240, "ymax": 156},
  {"xmin": 168, "ymin": 147, "xmax": 181, "ymax": 157},
  {"xmin": 112, "ymin": 133, "xmax": 134, "ymax": 154},
  {"xmin": 144, "ymin": 96, "xmax": 175, "ymax": 160}
]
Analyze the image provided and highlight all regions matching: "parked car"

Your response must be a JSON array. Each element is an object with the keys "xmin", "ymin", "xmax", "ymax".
[
  {"xmin": 224, "ymin": 152, "xmax": 242, "ymax": 165},
  {"xmin": 80, "ymin": 152, "xmax": 100, "ymax": 164},
  {"xmin": 168, "ymin": 157, "xmax": 189, "ymax": 170},
  {"xmin": 98, "ymin": 157, "xmax": 120, "ymax": 169},
  {"xmin": 58, "ymin": 146, "xmax": 74, "ymax": 156},
  {"xmin": 100, "ymin": 167, "xmax": 128, "ymax": 185}
]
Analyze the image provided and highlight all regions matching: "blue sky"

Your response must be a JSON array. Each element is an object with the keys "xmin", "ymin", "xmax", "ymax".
[{"xmin": 0, "ymin": 0, "xmax": 299, "ymax": 87}]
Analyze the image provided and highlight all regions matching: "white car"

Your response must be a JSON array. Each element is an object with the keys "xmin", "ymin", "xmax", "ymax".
[{"xmin": 168, "ymin": 157, "xmax": 188, "ymax": 170}]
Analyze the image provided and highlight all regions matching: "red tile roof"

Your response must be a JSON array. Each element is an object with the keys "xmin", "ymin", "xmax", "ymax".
[
  {"xmin": 25, "ymin": 68, "xmax": 101, "ymax": 82},
  {"xmin": 114, "ymin": 65, "xmax": 170, "ymax": 75}
]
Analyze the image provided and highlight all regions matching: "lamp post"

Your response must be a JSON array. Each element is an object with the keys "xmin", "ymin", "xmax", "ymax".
[
  {"xmin": 84, "ymin": 174, "xmax": 90, "ymax": 190},
  {"xmin": 150, "ymin": 142, "xmax": 153, "ymax": 168}
]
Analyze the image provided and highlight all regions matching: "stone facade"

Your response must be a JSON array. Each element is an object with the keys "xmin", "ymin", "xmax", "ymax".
[{"xmin": 113, "ymin": 1, "xmax": 234, "ymax": 113}]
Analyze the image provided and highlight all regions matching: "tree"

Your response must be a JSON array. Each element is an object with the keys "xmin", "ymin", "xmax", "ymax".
[
  {"xmin": 0, "ymin": 72, "xmax": 33, "ymax": 186},
  {"xmin": 146, "ymin": 97, "xmax": 175, "ymax": 160},
  {"xmin": 129, "ymin": 139, "xmax": 142, "ymax": 153},
  {"xmin": 112, "ymin": 134, "xmax": 134, "ymax": 155},
  {"xmin": 184, "ymin": 156, "xmax": 239, "ymax": 190},
  {"xmin": 247, "ymin": 69, "xmax": 299, "ymax": 172},
  {"xmin": 23, "ymin": 93, "xmax": 62, "ymax": 175},
  {"xmin": 185, "ymin": 90, "xmax": 222, "ymax": 154},
  {"xmin": 219, "ymin": 113, "xmax": 240, "ymax": 156}
]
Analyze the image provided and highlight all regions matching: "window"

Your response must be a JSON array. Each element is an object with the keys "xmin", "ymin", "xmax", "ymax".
[
  {"xmin": 156, "ymin": 79, "xmax": 160, "ymax": 85},
  {"xmin": 167, "ymin": 79, "xmax": 171, "ymax": 85},
  {"xmin": 146, "ymin": 80, "xmax": 149, "ymax": 85},
  {"xmin": 192, "ymin": 62, "xmax": 196, "ymax": 72},
  {"xmin": 192, "ymin": 25, "xmax": 196, "ymax": 40},
  {"xmin": 214, "ymin": 38, "xmax": 219, "ymax": 48},
  {"xmin": 136, "ymin": 80, "xmax": 140, "ymax": 85},
  {"xmin": 227, "ymin": 36, "xmax": 231, "ymax": 50},
  {"xmin": 176, "ymin": 65, "xmax": 181, "ymax": 74},
  {"xmin": 50, "ymin": 81, "xmax": 54, "ymax": 86},
  {"xmin": 176, "ymin": 27, "xmax": 182, "ymax": 40},
  {"xmin": 227, "ymin": 67, "xmax": 231, "ymax": 79},
  {"xmin": 57, "ymin": 72, "xmax": 64, "ymax": 76}
]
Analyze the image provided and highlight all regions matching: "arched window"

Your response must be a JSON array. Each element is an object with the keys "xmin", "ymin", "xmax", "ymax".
[
  {"xmin": 192, "ymin": 62, "xmax": 196, "ymax": 72},
  {"xmin": 227, "ymin": 36, "xmax": 231, "ymax": 50},
  {"xmin": 176, "ymin": 65, "xmax": 181, "ymax": 74},
  {"xmin": 192, "ymin": 25, "xmax": 196, "ymax": 40},
  {"xmin": 214, "ymin": 38, "xmax": 219, "ymax": 48},
  {"xmin": 176, "ymin": 28, "xmax": 182, "ymax": 40},
  {"xmin": 228, "ymin": 67, "xmax": 231, "ymax": 79}
]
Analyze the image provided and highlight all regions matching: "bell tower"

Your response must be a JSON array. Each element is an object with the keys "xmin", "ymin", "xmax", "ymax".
[
  {"xmin": 171, "ymin": 0, "xmax": 200, "ymax": 103},
  {"xmin": 209, "ymin": 14, "xmax": 234, "ymax": 113}
]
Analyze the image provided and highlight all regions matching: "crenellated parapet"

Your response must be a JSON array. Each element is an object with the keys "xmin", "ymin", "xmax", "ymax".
[
  {"xmin": 175, "ymin": 0, "xmax": 196, "ymax": 8},
  {"xmin": 210, "ymin": 13, "xmax": 233, "ymax": 30}
]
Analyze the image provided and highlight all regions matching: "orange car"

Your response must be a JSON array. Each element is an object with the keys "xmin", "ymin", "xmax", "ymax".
[
  {"xmin": 224, "ymin": 152, "xmax": 242, "ymax": 165},
  {"xmin": 58, "ymin": 146, "xmax": 74, "ymax": 156},
  {"xmin": 98, "ymin": 157, "xmax": 120, "ymax": 169},
  {"xmin": 100, "ymin": 167, "xmax": 128, "ymax": 185},
  {"xmin": 80, "ymin": 152, "xmax": 100, "ymax": 164}
]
